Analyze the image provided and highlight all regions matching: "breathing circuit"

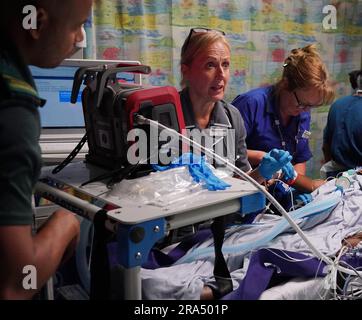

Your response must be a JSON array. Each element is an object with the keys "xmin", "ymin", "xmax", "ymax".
[{"xmin": 134, "ymin": 114, "xmax": 362, "ymax": 278}]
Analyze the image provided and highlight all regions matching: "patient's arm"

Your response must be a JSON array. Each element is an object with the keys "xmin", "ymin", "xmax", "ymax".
[
  {"xmin": 292, "ymin": 175, "xmax": 325, "ymax": 193},
  {"xmin": 200, "ymin": 286, "xmax": 214, "ymax": 300},
  {"xmin": 343, "ymin": 232, "xmax": 362, "ymax": 248}
]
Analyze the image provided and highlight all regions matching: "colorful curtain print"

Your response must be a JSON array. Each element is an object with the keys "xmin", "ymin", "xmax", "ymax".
[{"xmin": 86, "ymin": 0, "xmax": 362, "ymax": 177}]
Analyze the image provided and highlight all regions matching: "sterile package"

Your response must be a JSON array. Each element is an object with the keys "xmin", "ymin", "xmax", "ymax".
[{"xmin": 109, "ymin": 166, "xmax": 210, "ymax": 207}]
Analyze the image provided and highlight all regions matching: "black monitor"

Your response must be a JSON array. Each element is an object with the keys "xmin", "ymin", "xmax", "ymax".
[{"xmin": 30, "ymin": 59, "xmax": 141, "ymax": 164}]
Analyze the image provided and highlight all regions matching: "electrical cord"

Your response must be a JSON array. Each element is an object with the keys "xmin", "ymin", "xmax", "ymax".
[
  {"xmin": 52, "ymin": 132, "xmax": 88, "ymax": 174},
  {"xmin": 269, "ymin": 178, "xmax": 296, "ymax": 212},
  {"xmin": 263, "ymin": 247, "xmax": 318, "ymax": 263}
]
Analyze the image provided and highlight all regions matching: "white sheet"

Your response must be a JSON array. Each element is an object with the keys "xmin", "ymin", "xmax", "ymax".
[
  {"xmin": 259, "ymin": 277, "xmax": 330, "ymax": 300},
  {"xmin": 141, "ymin": 175, "xmax": 362, "ymax": 300}
]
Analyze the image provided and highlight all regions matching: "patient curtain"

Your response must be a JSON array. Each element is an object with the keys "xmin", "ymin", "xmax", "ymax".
[{"xmin": 85, "ymin": 0, "xmax": 362, "ymax": 177}]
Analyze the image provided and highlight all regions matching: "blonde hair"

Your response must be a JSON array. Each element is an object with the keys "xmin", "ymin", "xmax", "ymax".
[
  {"xmin": 180, "ymin": 29, "xmax": 230, "ymax": 88},
  {"xmin": 275, "ymin": 44, "xmax": 335, "ymax": 105}
]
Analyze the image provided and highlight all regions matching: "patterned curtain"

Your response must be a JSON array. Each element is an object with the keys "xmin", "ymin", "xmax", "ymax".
[{"xmin": 86, "ymin": 0, "xmax": 362, "ymax": 177}]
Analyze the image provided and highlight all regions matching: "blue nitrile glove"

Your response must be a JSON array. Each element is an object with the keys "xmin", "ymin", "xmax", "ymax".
[
  {"xmin": 295, "ymin": 192, "xmax": 313, "ymax": 205},
  {"xmin": 152, "ymin": 153, "xmax": 230, "ymax": 191},
  {"xmin": 281, "ymin": 162, "xmax": 298, "ymax": 184},
  {"xmin": 188, "ymin": 159, "xmax": 231, "ymax": 191},
  {"xmin": 152, "ymin": 153, "xmax": 202, "ymax": 171},
  {"xmin": 258, "ymin": 149, "xmax": 292, "ymax": 180}
]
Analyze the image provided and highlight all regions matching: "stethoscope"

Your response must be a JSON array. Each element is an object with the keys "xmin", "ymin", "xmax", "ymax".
[
  {"xmin": 270, "ymin": 103, "xmax": 307, "ymax": 155},
  {"xmin": 273, "ymin": 117, "xmax": 288, "ymax": 151}
]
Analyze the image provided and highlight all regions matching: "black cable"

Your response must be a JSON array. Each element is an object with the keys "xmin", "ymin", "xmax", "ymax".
[
  {"xmin": 52, "ymin": 133, "xmax": 88, "ymax": 174},
  {"xmin": 79, "ymin": 162, "xmax": 141, "ymax": 188}
]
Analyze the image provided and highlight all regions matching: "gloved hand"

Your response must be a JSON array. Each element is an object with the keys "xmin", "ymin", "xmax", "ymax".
[
  {"xmin": 295, "ymin": 192, "xmax": 313, "ymax": 205},
  {"xmin": 281, "ymin": 162, "xmax": 298, "ymax": 185},
  {"xmin": 258, "ymin": 149, "xmax": 292, "ymax": 180}
]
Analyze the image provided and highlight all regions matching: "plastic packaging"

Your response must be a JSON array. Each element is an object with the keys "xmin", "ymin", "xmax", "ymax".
[
  {"xmin": 152, "ymin": 153, "xmax": 231, "ymax": 191},
  {"xmin": 110, "ymin": 166, "xmax": 208, "ymax": 207}
]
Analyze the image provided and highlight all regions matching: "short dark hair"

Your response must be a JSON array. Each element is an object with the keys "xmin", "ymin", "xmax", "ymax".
[{"xmin": 349, "ymin": 70, "xmax": 362, "ymax": 90}]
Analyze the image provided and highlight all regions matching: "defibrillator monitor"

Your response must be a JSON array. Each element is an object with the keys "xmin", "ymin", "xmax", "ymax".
[
  {"xmin": 30, "ymin": 59, "xmax": 142, "ymax": 128},
  {"xmin": 30, "ymin": 59, "xmax": 141, "ymax": 163}
]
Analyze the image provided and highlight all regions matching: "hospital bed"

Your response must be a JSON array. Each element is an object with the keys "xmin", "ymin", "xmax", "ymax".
[
  {"xmin": 35, "ymin": 161, "xmax": 362, "ymax": 300},
  {"xmin": 34, "ymin": 161, "xmax": 265, "ymax": 300},
  {"xmin": 140, "ymin": 174, "xmax": 362, "ymax": 300}
]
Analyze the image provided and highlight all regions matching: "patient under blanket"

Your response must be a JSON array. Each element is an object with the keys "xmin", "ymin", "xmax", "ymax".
[{"xmin": 141, "ymin": 175, "xmax": 362, "ymax": 300}]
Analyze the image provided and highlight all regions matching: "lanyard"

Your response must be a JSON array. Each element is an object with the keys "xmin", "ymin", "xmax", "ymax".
[
  {"xmin": 274, "ymin": 118, "xmax": 287, "ymax": 150},
  {"xmin": 273, "ymin": 116, "xmax": 301, "ymax": 155},
  {"xmin": 267, "ymin": 88, "xmax": 307, "ymax": 156}
]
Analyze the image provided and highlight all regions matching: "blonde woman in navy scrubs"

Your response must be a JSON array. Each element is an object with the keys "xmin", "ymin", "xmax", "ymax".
[{"xmin": 232, "ymin": 45, "xmax": 334, "ymax": 208}]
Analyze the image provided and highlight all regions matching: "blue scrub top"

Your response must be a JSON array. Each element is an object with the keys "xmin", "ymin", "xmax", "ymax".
[
  {"xmin": 323, "ymin": 95, "xmax": 362, "ymax": 169},
  {"xmin": 231, "ymin": 86, "xmax": 312, "ymax": 165}
]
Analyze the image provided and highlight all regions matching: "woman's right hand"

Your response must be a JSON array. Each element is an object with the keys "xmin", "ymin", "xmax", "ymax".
[{"xmin": 258, "ymin": 149, "xmax": 292, "ymax": 180}]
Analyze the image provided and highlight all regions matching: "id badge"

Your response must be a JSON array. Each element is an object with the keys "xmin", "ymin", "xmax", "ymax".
[{"xmin": 301, "ymin": 130, "xmax": 311, "ymax": 139}]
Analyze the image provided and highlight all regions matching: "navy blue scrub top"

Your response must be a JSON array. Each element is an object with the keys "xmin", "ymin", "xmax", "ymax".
[
  {"xmin": 231, "ymin": 86, "xmax": 312, "ymax": 165},
  {"xmin": 323, "ymin": 95, "xmax": 362, "ymax": 169}
]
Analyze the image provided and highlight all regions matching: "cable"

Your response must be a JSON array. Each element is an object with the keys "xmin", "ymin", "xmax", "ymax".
[
  {"xmin": 262, "ymin": 247, "xmax": 318, "ymax": 263},
  {"xmin": 91, "ymin": 143, "xmax": 169, "ymax": 198},
  {"xmin": 134, "ymin": 114, "xmax": 362, "ymax": 279},
  {"xmin": 52, "ymin": 132, "xmax": 88, "ymax": 174},
  {"xmin": 342, "ymin": 264, "xmax": 362, "ymax": 299},
  {"xmin": 315, "ymin": 257, "xmax": 330, "ymax": 300},
  {"xmin": 332, "ymin": 246, "xmax": 348, "ymax": 299},
  {"xmin": 270, "ymin": 178, "xmax": 296, "ymax": 212}
]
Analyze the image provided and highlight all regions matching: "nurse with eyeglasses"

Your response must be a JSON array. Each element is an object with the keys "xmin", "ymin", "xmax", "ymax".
[{"xmin": 232, "ymin": 44, "xmax": 335, "ymax": 176}]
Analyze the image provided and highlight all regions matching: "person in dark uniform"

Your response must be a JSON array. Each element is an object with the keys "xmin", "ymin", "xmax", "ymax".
[
  {"xmin": 322, "ymin": 70, "xmax": 362, "ymax": 175},
  {"xmin": 179, "ymin": 28, "xmax": 291, "ymax": 183},
  {"xmin": 0, "ymin": 0, "xmax": 93, "ymax": 299}
]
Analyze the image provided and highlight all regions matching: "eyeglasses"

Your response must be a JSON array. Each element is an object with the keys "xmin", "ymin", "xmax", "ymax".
[
  {"xmin": 182, "ymin": 28, "xmax": 226, "ymax": 54},
  {"xmin": 293, "ymin": 91, "xmax": 316, "ymax": 110}
]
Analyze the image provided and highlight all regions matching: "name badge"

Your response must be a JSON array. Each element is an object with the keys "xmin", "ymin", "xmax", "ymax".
[
  {"xmin": 209, "ymin": 127, "xmax": 228, "ymax": 137},
  {"xmin": 301, "ymin": 130, "xmax": 311, "ymax": 139}
]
